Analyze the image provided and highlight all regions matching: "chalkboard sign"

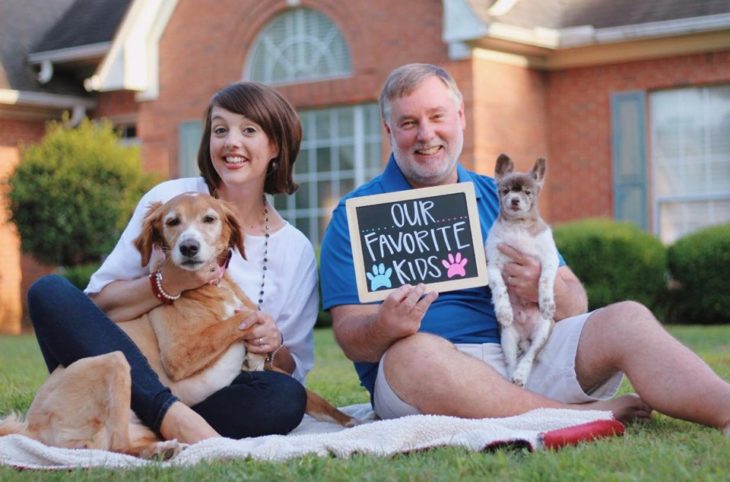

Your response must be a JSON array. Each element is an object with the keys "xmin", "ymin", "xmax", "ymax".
[{"xmin": 346, "ymin": 182, "xmax": 488, "ymax": 302}]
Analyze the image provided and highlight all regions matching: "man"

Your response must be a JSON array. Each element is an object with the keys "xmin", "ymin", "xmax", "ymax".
[{"xmin": 320, "ymin": 63, "xmax": 730, "ymax": 432}]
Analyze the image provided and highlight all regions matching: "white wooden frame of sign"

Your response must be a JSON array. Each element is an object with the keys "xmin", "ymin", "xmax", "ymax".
[{"xmin": 346, "ymin": 182, "xmax": 488, "ymax": 303}]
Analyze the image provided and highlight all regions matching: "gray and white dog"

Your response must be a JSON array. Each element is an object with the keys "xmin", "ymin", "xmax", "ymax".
[{"xmin": 485, "ymin": 154, "xmax": 559, "ymax": 387}]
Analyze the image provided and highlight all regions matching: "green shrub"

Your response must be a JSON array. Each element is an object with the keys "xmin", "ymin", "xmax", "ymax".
[
  {"xmin": 7, "ymin": 118, "xmax": 158, "ymax": 267},
  {"xmin": 59, "ymin": 262, "xmax": 102, "ymax": 290},
  {"xmin": 314, "ymin": 244, "xmax": 332, "ymax": 327},
  {"xmin": 553, "ymin": 218, "xmax": 666, "ymax": 311},
  {"xmin": 665, "ymin": 223, "xmax": 730, "ymax": 324}
]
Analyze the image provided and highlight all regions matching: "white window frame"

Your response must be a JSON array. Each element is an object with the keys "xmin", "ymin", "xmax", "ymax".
[{"xmin": 650, "ymin": 85, "xmax": 730, "ymax": 244}]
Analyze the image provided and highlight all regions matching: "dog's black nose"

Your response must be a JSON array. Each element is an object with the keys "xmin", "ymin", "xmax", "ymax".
[
  {"xmin": 511, "ymin": 198, "xmax": 520, "ymax": 207},
  {"xmin": 179, "ymin": 240, "xmax": 199, "ymax": 258}
]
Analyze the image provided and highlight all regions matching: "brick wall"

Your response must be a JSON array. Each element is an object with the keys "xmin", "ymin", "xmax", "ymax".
[
  {"xmin": 137, "ymin": 0, "xmax": 450, "ymax": 177},
  {"xmin": 139, "ymin": 1, "xmax": 730, "ymax": 229},
  {"xmin": 96, "ymin": 90, "xmax": 138, "ymax": 119},
  {"xmin": 546, "ymin": 50, "xmax": 730, "ymax": 225},
  {"xmin": 0, "ymin": 118, "xmax": 51, "ymax": 333}
]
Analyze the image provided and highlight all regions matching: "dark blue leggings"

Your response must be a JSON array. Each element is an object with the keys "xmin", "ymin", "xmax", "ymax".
[{"xmin": 27, "ymin": 275, "xmax": 306, "ymax": 438}]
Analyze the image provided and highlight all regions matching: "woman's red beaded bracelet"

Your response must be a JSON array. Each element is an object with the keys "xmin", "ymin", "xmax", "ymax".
[{"xmin": 149, "ymin": 270, "xmax": 180, "ymax": 304}]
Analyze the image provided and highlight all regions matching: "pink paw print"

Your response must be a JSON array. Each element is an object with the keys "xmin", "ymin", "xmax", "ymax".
[{"xmin": 442, "ymin": 252, "xmax": 468, "ymax": 278}]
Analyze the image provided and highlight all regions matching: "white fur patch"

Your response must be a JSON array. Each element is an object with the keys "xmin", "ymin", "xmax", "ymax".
[{"xmin": 172, "ymin": 345, "xmax": 246, "ymax": 406}]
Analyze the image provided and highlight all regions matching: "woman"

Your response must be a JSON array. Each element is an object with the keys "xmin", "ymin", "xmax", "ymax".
[{"xmin": 28, "ymin": 82, "xmax": 318, "ymax": 441}]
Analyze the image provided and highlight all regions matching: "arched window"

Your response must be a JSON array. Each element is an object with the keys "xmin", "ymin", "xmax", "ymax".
[{"xmin": 247, "ymin": 8, "xmax": 352, "ymax": 84}]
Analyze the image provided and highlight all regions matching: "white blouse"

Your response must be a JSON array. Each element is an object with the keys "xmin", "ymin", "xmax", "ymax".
[{"xmin": 86, "ymin": 177, "xmax": 319, "ymax": 383}]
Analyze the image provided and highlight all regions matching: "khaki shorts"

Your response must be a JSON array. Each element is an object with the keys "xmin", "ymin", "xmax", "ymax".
[{"xmin": 373, "ymin": 310, "xmax": 624, "ymax": 419}]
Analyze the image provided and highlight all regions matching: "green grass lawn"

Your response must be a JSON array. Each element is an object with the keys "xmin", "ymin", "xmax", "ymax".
[{"xmin": 1, "ymin": 325, "xmax": 730, "ymax": 481}]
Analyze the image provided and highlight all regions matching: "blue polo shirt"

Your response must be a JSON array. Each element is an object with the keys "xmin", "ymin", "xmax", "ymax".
[{"xmin": 321, "ymin": 155, "xmax": 506, "ymax": 396}]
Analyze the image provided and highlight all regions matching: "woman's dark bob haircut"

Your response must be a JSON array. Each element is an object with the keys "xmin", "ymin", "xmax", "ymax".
[{"xmin": 197, "ymin": 82, "xmax": 301, "ymax": 195}]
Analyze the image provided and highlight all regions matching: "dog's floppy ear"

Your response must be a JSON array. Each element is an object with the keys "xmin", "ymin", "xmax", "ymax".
[
  {"xmin": 133, "ymin": 201, "xmax": 165, "ymax": 267},
  {"xmin": 531, "ymin": 158, "xmax": 547, "ymax": 187},
  {"xmin": 219, "ymin": 201, "xmax": 246, "ymax": 260},
  {"xmin": 495, "ymin": 154, "xmax": 513, "ymax": 180}
]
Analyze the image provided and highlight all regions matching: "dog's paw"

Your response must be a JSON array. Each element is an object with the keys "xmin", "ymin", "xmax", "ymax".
[
  {"xmin": 138, "ymin": 440, "xmax": 183, "ymax": 460},
  {"xmin": 511, "ymin": 366, "xmax": 530, "ymax": 387},
  {"xmin": 496, "ymin": 305, "xmax": 514, "ymax": 326},
  {"xmin": 156, "ymin": 441, "xmax": 183, "ymax": 461},
  {"xmin": 344, "ymin": 417, "xmax": 362, "ymax": 428},
  {"xmin": 242, "ymin": 353, "xmax": 267, "ymax": 372},
  {"xmin": 511, "ymin": 374, "xmax": 527, "ymax": 387},
  {"xmin": 503, "ymin": 353, "xmax": 518, "ymax": 377},
  {"xmin": 539, "ymin": 305, "xmax": 555, "ymax": 320},
  {"xmin": 538, "ymin": 296, "xmax": 556, "ymax": 321}
]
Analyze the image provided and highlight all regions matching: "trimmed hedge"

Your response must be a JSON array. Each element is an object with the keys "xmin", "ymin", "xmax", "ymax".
[
  {"xmin": 553, "ymin": 218, "xmax": 666, "ymax": 311},
  {"xmin": 666, "ymin": 223, "xmax": 730, "ymax": 324},
  {"xmin": 314, "ymin": 216, "xmax": 729, "ymax": 326}
]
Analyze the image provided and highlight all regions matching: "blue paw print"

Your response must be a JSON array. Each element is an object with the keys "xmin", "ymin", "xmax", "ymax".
[{"xmin": 367, "ymin": 263, "xmax": 392, "ymax": 291}]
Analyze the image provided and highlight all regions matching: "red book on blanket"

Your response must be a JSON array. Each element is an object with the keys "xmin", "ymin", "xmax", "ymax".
[{"xmin": 539, "ymin": 419, "xmax": 625, "ymax": 450}]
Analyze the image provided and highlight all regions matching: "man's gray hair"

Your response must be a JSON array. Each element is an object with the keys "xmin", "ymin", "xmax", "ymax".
[{"xmin": 379, "ymin": 63, "xmax": 463, "ymax": 123}]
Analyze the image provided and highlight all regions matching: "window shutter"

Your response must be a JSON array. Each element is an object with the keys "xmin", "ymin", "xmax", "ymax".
[
  {"xmin": 611, "ymin": 91, "xmax": 648, "ymax": 230},
  {"xmin": 178, "ymin": 121, "xmax": 203, "ymax": 178}
]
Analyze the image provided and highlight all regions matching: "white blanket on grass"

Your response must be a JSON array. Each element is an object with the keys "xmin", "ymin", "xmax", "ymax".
[{"xmin": 0, "ymin": 404, "xmax": 616, "ymax": 470}]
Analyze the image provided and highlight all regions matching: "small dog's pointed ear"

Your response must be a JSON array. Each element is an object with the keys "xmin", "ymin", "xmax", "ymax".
[
  {"xmin": 532, "ymin": 158, "xmax": 547, "ymax": 186},
  {"xmin": 220, "ymin": 201, "xmax": 246, "ymax": 260},
  {"xmin": 134, "ymin": 201, "xmax": 165, "ymax": 267},
  {"xmin": 495, "ymin": 154, "xmax": 513, "ymax": 180}
]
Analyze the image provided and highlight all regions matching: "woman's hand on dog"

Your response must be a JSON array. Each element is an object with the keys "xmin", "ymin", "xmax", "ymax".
[
  {"xmin": 159, "ymin": 260, "xmax": 225, "ymax": 296},
  {"xmin": 238, "ymin": 311, "xmax": 283, "ymax": 355}
]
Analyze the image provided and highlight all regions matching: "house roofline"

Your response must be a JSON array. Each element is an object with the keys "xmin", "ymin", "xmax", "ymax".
[
  {"xmin": 0, "ymin": 89, "xmax": 95, "ymax": 124},
  {"xmin": 0, "ymin": 89, "xmax": 95, "ymax": 109},
  {"xmin": 485, "ymin": 13, "xmax": 730, "ymax": 49},
  {"xmin": 28, "ymin": 42, "xmax": 111, "ymax": 65},
  {"xmin": 443, "ymin": 0, "xmax": 730, "ymax": 59}
]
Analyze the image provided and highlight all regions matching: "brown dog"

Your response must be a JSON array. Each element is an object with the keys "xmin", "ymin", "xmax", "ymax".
[
  {"xmin": 1, "ymin": 193, "xmax": 354, "ymax": 458},
  {"xmin": 0, "ymin": 352, "xmax": 179, "ymax": 458}
]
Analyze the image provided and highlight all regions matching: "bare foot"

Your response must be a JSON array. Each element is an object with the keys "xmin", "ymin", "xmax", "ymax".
[
  {"xmin": 584, "ymin": 394, "xmax": 653, "ymax": 424},
  {"xmin": 159, "ymin": 401, "xmax": 220, "ymax": 443}
]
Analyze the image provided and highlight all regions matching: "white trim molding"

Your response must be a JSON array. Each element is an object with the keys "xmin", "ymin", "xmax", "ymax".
[
  {"xmin": 442, "ymin": 0, "xmax": 730, "ymax": 61},
  {"xmin": 28, "ymin": 42, "xmax": 111, "ymax": 64},
  {"xmin": 0, "ymin": 89, "xmax": 95, "ymax": 109},
  {"xmin": 484, "ymin": 13, "xmax": 730, "ymax": 50},
  {"xmin": 84, "ymin": 0, "xmax": 178, "ymax": 100},
  {"xmin": 0, "ymin": 89, "xmax": 95, "ymax": 124}
]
